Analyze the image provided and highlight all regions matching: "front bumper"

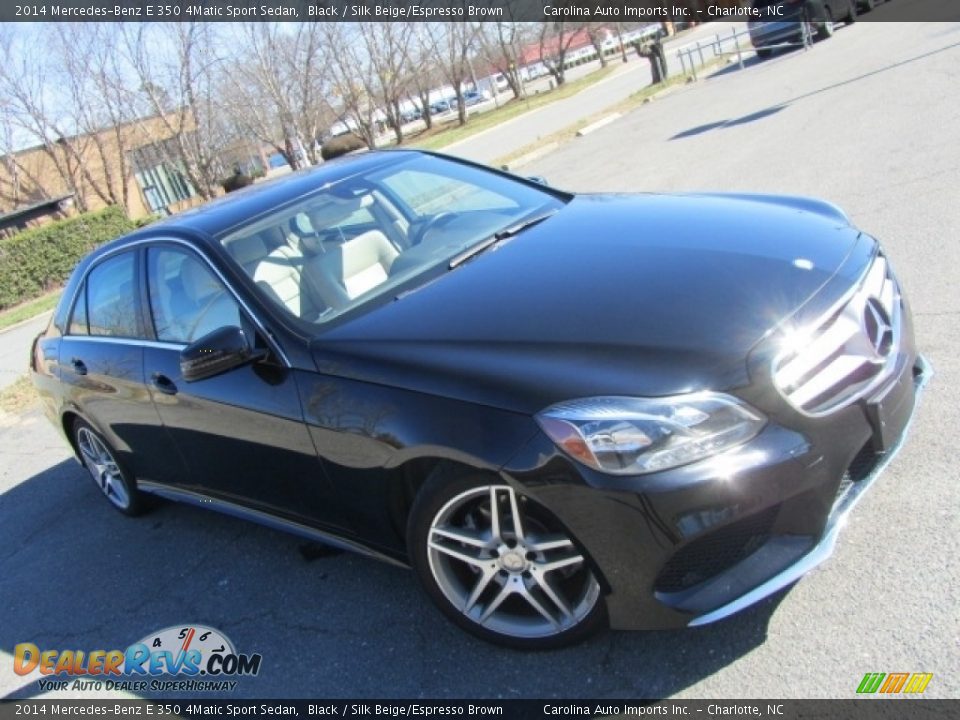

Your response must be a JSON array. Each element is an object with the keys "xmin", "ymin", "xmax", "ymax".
[
  {"xmin": 688, "ymin": 353, "xmax": 931, "ymax": 626},
  {"xmin": 503, "ymin": 353, "xmax": 930, "ymax": 631}
]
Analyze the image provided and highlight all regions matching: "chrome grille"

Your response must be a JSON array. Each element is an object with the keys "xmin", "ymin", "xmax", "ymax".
[{"xmin": 773, "ymin": 254, "xmax": 902, "ymax": 415}]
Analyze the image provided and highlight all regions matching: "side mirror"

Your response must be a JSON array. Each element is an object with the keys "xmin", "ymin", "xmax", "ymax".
[
  {"xmin": 180, "ymin": 326, "xmax": 266, "ymax": 382},
  {"xmin": 527, "ymin": 175, "xmax": 549, "ymax": 186}
]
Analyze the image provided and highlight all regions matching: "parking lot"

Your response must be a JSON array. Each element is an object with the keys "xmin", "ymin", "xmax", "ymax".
[{"xmin": 2, "ymin": 21, "xmax": 958, "ymax": 700}]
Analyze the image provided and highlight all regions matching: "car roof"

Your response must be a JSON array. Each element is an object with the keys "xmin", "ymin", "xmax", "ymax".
[{"xmin": 123, "ymin": 149, "xmax": 421, "ymax": 243}]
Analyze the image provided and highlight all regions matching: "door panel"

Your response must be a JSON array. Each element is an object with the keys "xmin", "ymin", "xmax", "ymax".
[
  {"xmin": 143, "ymin": 347, "xmax": 338, "ymax": 527},
  {"xmin": 58, "ymin": 337, "xmax": 187, "ymax": 487},
  {"xmin": 141, "ymin": 244, "xmax": 339, "ymax": 529},
  {"xmin": 58, "ymin": 248, "xmax": 187, "ymax": 487}
]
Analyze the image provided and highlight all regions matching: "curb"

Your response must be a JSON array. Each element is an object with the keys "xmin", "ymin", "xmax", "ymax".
[
  {"xmin": 439, "ymin": 62, "xmax": 641, "ymax": 153},
  {"xmin": 507, "ymin": 142, "xmax": 561, "ymax": 170},
  {"xmin": 576, "ymin": 113, "xmax": 623, "ymax": 137}
]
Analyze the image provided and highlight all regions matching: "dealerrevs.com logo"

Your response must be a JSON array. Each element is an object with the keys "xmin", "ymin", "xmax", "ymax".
[
  {"xmin": 856, "ymin": 672, "xmax": 933, "ymax": 695},
  {"xmin": 13, "ymin": 625, "xmax": 261, "ymax": 693}
]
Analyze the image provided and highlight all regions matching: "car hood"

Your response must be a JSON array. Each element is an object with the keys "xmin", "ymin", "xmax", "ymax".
[{"xmin": 312, "ymin": 193, "xmax": 867, "ymax": 414}]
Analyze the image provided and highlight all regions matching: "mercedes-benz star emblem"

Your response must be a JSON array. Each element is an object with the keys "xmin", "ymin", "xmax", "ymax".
[{"xmin": 863, "ymin": 297, "xmax": 894, "ymax": 360}]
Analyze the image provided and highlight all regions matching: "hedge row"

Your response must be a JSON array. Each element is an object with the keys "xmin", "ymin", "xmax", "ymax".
[
  {"xmin": 321, "ymin": 133, "xmax": 367, "ymax": 160},
  {"xmin": 0, "ymin": 206, "xmax": 138, "ymax": 311}
]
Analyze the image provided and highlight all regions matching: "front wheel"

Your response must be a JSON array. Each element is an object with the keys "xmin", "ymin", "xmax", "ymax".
[
  {"xmin": 408, "ymin": 474, "xmax": 606, "ymax": 649},
  {"xmin": 74, "ymin": 419, "xmax": 149, "ymax": 516}
]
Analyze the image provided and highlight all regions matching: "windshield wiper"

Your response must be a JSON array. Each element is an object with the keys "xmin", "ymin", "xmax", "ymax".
[
  {"xmin": 448, "ymin": 209, "xmax": 558, "ymax": 269},
  {"xmin": 493, "ymin": 209, "xmax": 558, "ymax": 241}
]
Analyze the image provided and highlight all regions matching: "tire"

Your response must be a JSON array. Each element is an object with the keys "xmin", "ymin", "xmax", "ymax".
[
  {"xmin": 816, "ymin": 10, "xmax": 836, "ymax": 41},
  {"xmin": 73, "ymin": 418, "xmax": 150, "ymax": 516},
  {"xmin": 845, "ymin": 0, "xmax": 858, "ymax": 23},
  {"xmin": 860, "ymin": 0, "xmax": 876, "ymax": 11},
  {"xmin": 756, "ymin": 48, "xmax": 773, "ymax": 59},
  {"xmin": 407, "ymin": 471, "xmax": 607, "ymax": 649}
]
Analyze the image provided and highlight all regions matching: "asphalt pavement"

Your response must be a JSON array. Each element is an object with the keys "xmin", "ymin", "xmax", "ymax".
[
  {"xmin": 0, "ymin": 313, "xmax": 50, "ymax": 391},
  {"xmin": 1, "ymin": 21, "xmax": 958, "ymax": 701},
  {"xmin": 441, "ymin": 21, "xmax": 741, "ymax": 166}
]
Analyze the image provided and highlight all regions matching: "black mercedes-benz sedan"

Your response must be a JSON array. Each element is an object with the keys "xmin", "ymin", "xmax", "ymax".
[{"xmin": 31, "ymin": 150, "xmax": 928, "ymax": 649}]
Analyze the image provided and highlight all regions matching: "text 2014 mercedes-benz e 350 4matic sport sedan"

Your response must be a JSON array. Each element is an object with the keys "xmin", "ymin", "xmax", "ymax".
[{"xmin": 31, "ymin": 150, "xmax": 928, "ymax": 649}]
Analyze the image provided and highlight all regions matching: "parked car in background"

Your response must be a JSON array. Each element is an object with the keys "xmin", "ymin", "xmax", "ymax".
[
  {"xmin": 429, "ymin": 99, "xmax": 452, "ymax": 115},
  {"xmin": 400, "ymin": 107, "xmax": 422, "ymax": 124},
  {"xmin": 521, "ymin": 63, "xmax": 549, "ymax": 81},
  {"xmin": 749, "ymin": 0, "xmax": 858, "ymax": 58},
  {"xmin": 31, "ymin": 150, "xmax": 926, "ymax": 649}
]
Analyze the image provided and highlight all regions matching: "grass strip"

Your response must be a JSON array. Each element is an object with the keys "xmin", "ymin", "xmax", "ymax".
[{"xmin": 0, "ymin": 290, "xmax": 59, "ymax": 332}]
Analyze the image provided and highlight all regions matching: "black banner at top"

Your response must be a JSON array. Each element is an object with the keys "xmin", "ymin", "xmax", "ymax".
[{"xmin": 2, "ymin": 0, "xmax": 959, "ymax": 23}]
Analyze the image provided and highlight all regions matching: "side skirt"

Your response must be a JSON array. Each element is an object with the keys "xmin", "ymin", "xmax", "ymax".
[{"xmin": 138, "ymin": 481, "xmax": 410, "ymax": 569}]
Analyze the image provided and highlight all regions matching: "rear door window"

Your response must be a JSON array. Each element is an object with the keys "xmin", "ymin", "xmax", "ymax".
[
  {"xmin": 86, "ymin": 252, "xmax": 141, "ymax": 338},
  {"xmin": 68, "ymin": 281, "xmax": 89, "ymax": 335}
]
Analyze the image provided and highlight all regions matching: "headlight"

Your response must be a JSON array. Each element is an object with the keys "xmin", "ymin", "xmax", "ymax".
[{"xmin": 536, "ymin": 394, "xmax": 765, "ymax": 475}]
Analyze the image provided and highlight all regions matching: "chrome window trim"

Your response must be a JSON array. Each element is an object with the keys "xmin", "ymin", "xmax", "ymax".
[
  {"xmin": 59, "ymin": 335, "xmax": 187, "ymax": 351},
  {"xmin": 62, "ymin": 236, "xmax": 290, "ymax": 367}
]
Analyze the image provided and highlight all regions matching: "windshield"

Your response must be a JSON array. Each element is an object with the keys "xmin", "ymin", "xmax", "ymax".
[{"xmin": 219, "ymin": 154, "xmax": 565, "ymax": 326}]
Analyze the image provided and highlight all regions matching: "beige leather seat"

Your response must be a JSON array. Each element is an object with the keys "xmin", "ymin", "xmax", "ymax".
[
  {"xmin": 307, "ymin": 230, "xmax": 399, "ymax": 309},
  {"xmin": 305, "ymin": 195, "xmax": 371, "ymax": 237},
  {"xmin": 226, "ymin": 233, "xmax": 270, "ymax": 275},
  {"xmin": 223, "ymin": 227, "xmax": 325, "ymax": 321},
  {"xmin": 253, "ymin": 241, "xmax": 328, "ymax": 321}
]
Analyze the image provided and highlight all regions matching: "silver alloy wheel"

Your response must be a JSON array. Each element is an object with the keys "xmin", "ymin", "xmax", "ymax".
[
  {"xmin": 426, "ymin": 485, "xmax": 600, "ymax": 639},
  {"xmin": 76, "ymin": 427, "xmax": 131, "ymax": 510}
]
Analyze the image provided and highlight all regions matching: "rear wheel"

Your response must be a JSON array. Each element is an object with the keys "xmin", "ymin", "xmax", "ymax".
[
  {"xmin": 74, "ymin": 419, "xmax": 149, "ymax": 516},
  {"xmin": 408, "ymin": 473, "xmax": 606, "ymax": 649},
  {"xmin": 756, "ymin": 48, "xmax": 773, "ymax": 59}
]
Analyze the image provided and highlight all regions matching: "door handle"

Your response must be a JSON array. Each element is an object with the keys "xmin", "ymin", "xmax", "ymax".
[
  {"xmin": 70, "ymin": 357, "xmax": 88, "ymax": 376},
  {"xmin": 151, "ymin": 372, "xmax": 178, "ymax": 396}
]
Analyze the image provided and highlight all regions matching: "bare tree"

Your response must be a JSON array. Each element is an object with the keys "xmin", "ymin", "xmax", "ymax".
[
  {"xmin": 430, "ymin": 21, "xmax": 480, "ymax": 126},
  {"xmin": 358, "ymin": 23, "xmax": 414, "ymax": 145},
  {"xmin": 122, "ymin": 22, "xmax": 231, "ymax": 200},
  {"xmin": 220, "ymin": 23, "xmax": 331, "ymax": 169},
  {"xmin": 53, "ymin": 24, "xmax": 142, "ymax": 212},
  {"xmin": 582, "ymin": 23, "xmax": 610, "ymax": 68},
  {"xmin": 408, "ymin": 26, "xmax": 443, "ymax": 131},
  {"xmin": 614, "ymin": 23, "xmax": 630, "ymax": 64},
  {"xmin": 538, "ymin": 22, "xmax": 583, "ymax": 87},
  {"xmin": 475, "ymin": 18, "xmax": 534, "ymax": 102},
  {"xmin": 0, "ymin": 27, "xmax": 98, "ymax": 211},
  {"xmin": 322, "ymin": 24, "xmax": 380, "ymax": 149},
  {"xmin": 0, "ymin": 102, "xmax": 56, "ymax": 210}
]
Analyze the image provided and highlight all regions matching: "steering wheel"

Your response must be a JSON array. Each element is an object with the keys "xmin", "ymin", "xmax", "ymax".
[{"xmin": 413, "ymin": 212, "xmax": 458, "ymax": 245}]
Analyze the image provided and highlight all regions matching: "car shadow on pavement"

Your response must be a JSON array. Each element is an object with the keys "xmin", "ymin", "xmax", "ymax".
[
  {"xmin": 671, "ymin": 105, "xmax": 787, "ymax": 140},
  {"xmin": 1, "ymin": 457, "xmax": 786, "ymax": 700},
  {"xmin": 672, "ymin": 38, "xmax": 960, "ymax": 146},
  {"xmin": 707, "ymin": 54, "xmax": 769, "ymax": 79}
]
